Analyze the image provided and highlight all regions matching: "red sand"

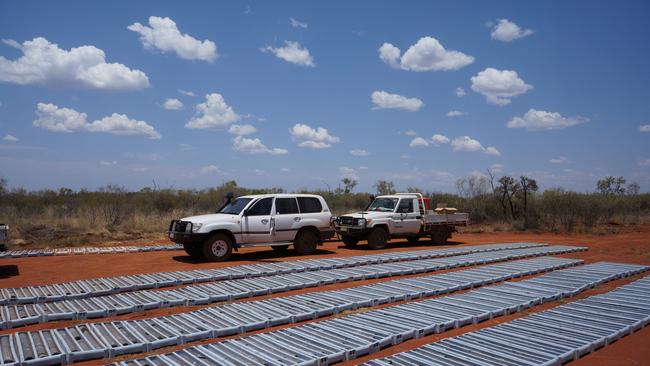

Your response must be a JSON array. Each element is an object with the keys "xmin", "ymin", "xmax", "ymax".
[{"xmin": 2, "ymin": 226, "xmax": 648, "ymax": 365}]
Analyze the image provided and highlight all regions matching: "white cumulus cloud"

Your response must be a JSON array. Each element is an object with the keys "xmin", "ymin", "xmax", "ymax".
[
  {"xmin": 549, "ymin": 156, "xmax": 570, "ymax": 164},
  {"xmin": 350, "ymin": 149, "xmax": 370, "ymax": 156},
  {"xmin": 409, "ymin": 137, "xmax": 430, "ymax": 148},
  {"xmin": 228, "ymin": 124, "xmax": 257, "ymax": 136},
  {"xmin": 298, "ymin": 141, "xmax": 332, "ymax": 149},
  {"xmin": 639, "ymin": 124, "xmax": 650, "ymax": 132},
  {"xmin": 2, "ymin": 134, "xmax": 18, "ymax": 142},
  {"xmin": 185, "ymin": 93, "xmax": 240, "ymax": 129},
  {"xmin": 128, "ymin": 16, "xmax": 218, "ymax": 62},
  {"xmin": 490, "ymin": 19, "xmax": 534, "ymax": 42},
  {"xmin": 379, "ymin": 36, "xmax": 474, "ymax": 71},
  {"xmin": 455, "ymin": 87, "xmax": 466, "ymax": 97},
  {"xmin": 371, "ymin": 90, "xmax": 423, "ymax": 111},
  {"xmin": 178, "ymin": 89, "xmax": 195, "ymax": 97},
  {"xmin": 471, "ymin": 68, "xmax": 532, "ymax": 106},
  {"xmin": 163, "ymin": 98, "xmax": 183, "ymax": 110},
  {"xmin": 339, "ymin": 166, "xmax": 359, "ymax": 180},
  {"xmin": 99, "ymin": 161, "xmax": 117, "ymax": 166},
  {"xmin": 261, "ymin": 41, "xmax": 315, "ymax": 67},
  {"xmin": 451, "ymin": 136, "xmax": 500, "ymax": 155},
  {"xmin": 431, "ymin": 134, "xmax": 450, "ymax": 145},
  {"xmin": 0, "ymin": 37, "xmax": 149, "ymax": 90},
  {"xmin": 33, "ymin": 103, "xmax": 161, "ymax": 139},
  {"xmin": 490, "ymin": 163, "xmax": 505, "ymax": 173},
  {"xmin": 88, "ymin": 113, "xmax": 161, "ymax": 138},
  {"xmin": 403, "ymin": 129, "xmax": 417, "ymax": 136},
  {"xmin": 507, "ymin": 109, "xmax": 589, "ymax": 130},
  {"xmin": 446, "ymin": 110, "xmax": 465, "ymax": 117},
  {"xmin": 200, "ymin": 165, "xmax": 226, "ymax": 174},
  {"xmin": 290, "ymin": 18, "xmax": 308, "ymax": 29},
  {"xmin": 233, "ymin": 136, "xmax": 288, "ymax": 155},
  {"xmin": 290, "ymin": 123, "xmax": 339, "ymax": 149}
]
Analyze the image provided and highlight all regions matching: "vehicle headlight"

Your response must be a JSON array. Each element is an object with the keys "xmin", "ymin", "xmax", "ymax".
[
  {"xmin": 191, "ymin": 223, "xmax": 203, "ymax": 232},
  {"xmin": 354, "ymin": 218, "xmax": 366, "ymax": 226}
]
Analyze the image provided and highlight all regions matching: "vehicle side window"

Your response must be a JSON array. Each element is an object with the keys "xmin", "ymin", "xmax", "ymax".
[
  {"xmin": 275, "ymin": 198, "xmax": 299, "ymax": 214},
  {"xmin": 297, "ymin": 197, "xmax": 323, "ymax": 213},
  {"xmin": 247, "ymin": 197, "xmax": 273, "ymax": 216},
  {"xmin": 397, "ymin": 198, "xmax": 414, "ymax": 213}
]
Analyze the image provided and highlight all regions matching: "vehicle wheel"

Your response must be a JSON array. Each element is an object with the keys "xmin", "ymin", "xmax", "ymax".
[
  {"xmin": 294, "ymin": 230, "xmax": 318, "ymax": 255},
  {"xmin": 202, "ymin": 233, "xmax": 233, "ymax": 262},
  {"xmin": 431, "ymin": 228, "xmax": 448, "ymax": 244},
  {"xmin": 183, "ymin": 243, "xmax": 203, "ymax": 258},
  {"xmin": 407, "ymin": 236, "xmax": 420, "ymax": 244},
  {"xmin": 342, "ymin": 235, "xmax": 359, "ymax": 248},
  {"xmin": 367, "ymin": 227, "xmax": 389, "ymax": 250},
  {"xmin": 272, "ymin": 245, "xmax": 290, "ymax": 253}
]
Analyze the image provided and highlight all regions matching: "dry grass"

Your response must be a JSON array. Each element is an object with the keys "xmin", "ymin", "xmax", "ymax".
[{"xmin": 1, "ymin": 181, "xmax": 649, "ymax": 249}]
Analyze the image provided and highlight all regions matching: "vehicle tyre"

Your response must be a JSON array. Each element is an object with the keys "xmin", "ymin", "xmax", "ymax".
[
  {"xmin": 272, "ymin": 245, "xmax": 290, "ymax": 253},
  {"xmin": 367, "ymin": 227, "xmax": 389, "ymax": 250},
  {"xmin": 342, "ymin": 235, "xmax": 359, "ymax": 248},
  {"xmin": 407, "ymin": 236, "xmax": 420, "ymax": 244},
  {"xmin": 431, "ymin": 228, "xmax": 448, "ymax": 245},
  {"xmin": 202, "ymin": 233, "xmax": 233, "ymax": 262},
  {"xmin": 183, "ymin": 243, "xmax": 203, "ymax": 258},
  {"xmin": 294, "ymin": 230, "xmax": 318, "ymax": 255}
]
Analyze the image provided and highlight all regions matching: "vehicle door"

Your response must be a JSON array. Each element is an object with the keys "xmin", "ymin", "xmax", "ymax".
[
  {"xmin": 297, "ymin": 196, "xmax": 327, "ymax": 232},
  {"xmin": 392, "ymin": 198, "xmax": 422, "ymax": 234},
  {"xmin": 242, "ymin": 197, "xmax": 275, "ymax": 243},
  {"xmin": 273, "ymin": 197, "xmax": 301, "ymax": 242}
]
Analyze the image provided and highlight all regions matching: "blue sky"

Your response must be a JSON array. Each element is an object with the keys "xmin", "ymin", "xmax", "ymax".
[{"xmin": 1, "ymin": 1, "xmax": 649, "ymax": 193}]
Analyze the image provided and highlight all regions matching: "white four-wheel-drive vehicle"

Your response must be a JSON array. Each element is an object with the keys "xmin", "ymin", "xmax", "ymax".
[
  {"xmin": 169, "ymin": 194, "xmax": 334, "ymax": 261},
  {"xmin": 334, "ymin": 193, "xmax": 468, "ymax": 249}
]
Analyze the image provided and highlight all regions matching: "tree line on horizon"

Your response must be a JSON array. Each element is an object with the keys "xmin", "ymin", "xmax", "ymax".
[{"xmin": 0, "ymin": 173, "xmax": 648, "ymax": 246}]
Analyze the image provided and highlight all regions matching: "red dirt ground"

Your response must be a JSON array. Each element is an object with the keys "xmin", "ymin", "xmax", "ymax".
[{"xmin": 1, "ymin": 225, "xmax": 649, "ymax": 365}]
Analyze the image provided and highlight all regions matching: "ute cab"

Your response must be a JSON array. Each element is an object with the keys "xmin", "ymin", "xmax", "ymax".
[
  {"xmin": 334, "ymin": 193, "xmax": 468, "ymax": 249},
  {"xmin": 169, "ymin": 194, "xmax": 334, "ymax": 261}
]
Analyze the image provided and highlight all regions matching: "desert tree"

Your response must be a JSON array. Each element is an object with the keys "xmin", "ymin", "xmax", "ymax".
[
  {"xmin": 341, "ymin": 178, "xmax": 358, "ymax": 194},
  {"xmin": 486, "ymin": 168, "xmax": 508, "ymax": 219},
  {"xmin": 0, "ymin": 177, "xmax": 6, "ymax": 196},
  {"xmin": 456, "ymin": 174, "xmax": 491, "ymax": 222},
  {"xmin": 519, "ymin": 176, "xmax": 539, "ymax": 228},
  {"xmin": 456, "ymin": 174, "xmax": 489, "ymax": 198},
  {"xmin": 597, "ymin": 176, "xmax": 627, "ymax": 195},
  {"xmin": 374, "ymin": 180, "xmax": 396, "ymax": 195},
  {"xmin": 405, "ymin": 186, "xmax": 423, "ymax": 193},
  {"xmin": 497, "ymin": 176, "xmax": 520, "ymax": 220},
  {"xmin": 627, "ymin": 182, "xmax": 640, "ymax": 195},
  {"xmin": 98, "ymin": 184, "xmax": 130, "ymax": 228}
]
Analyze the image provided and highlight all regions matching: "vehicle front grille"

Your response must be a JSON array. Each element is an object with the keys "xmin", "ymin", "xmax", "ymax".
[
  {"xmin": 339, "ymin": 216, "xmax": 354, "ymax": 226},
  {"xmin": 173, "ymin": 221, "xmax": 190, "ymax": 232}
]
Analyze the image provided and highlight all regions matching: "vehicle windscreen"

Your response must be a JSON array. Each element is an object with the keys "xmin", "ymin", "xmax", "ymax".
[
  {"xmin": 367, "ymin": 198, "xmax": 399, "ymax": 212},
  {"xmin": 219, "ymin": 198, "xmax": 253, "ymax": 215}
]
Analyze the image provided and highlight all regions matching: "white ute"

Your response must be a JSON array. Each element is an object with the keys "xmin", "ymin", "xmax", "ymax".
[
  {"xmin": 334, "ymin": 193, "xmax": 468, "ymax": 249},
  {"xmin": 169, "ymin": 194, "xmax": 334, "ymax": 261}
]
